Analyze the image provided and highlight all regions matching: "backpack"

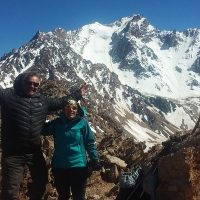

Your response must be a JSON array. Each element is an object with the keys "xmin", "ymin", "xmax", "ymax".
[{"xmin": 118, "ymin": 166, "xmax": 143, "ymax": 200}]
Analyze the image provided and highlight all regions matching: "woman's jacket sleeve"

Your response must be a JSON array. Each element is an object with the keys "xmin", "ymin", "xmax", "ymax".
[{"xmin": 82, "ymin": 119, "xmax": 98, "ymax": 162}]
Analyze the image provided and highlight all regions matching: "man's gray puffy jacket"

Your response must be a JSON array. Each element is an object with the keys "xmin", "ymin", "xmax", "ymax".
[{"xmin": 0, "ymin": 88, "xmax": 82, "ymax": 152}]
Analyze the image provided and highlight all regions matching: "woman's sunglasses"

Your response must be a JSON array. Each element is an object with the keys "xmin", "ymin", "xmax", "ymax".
[
  {"xmin": 23, "ymin": 81, "xmax": 40, "ymax": 87},
  {"xmin": 65, "ymin": 105, "xmax": 78, "ymax": 110}
]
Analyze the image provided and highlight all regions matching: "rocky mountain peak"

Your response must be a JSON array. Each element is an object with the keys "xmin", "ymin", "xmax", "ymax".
[
  {"xmin": 131, "ymin": 14, "xmax": 143, "ymax": 22},
  {"xmin": 183, "ymin": 28, "xmax": 200, "ymax": 37},
  {"xmin": 51, "ymin": 28, "xmax": 68, "ymax": 39},
  {"xmin": 30, "ymin": 30, "xmax": 45, "ymax": 42},
  {"xmin": 118, "ymin": 15, "xmax": 153, "ymax": 41}
]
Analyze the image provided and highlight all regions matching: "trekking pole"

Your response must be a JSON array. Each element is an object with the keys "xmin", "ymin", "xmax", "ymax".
[
  {"xmin": 139, "ymin": 164, "xmax": 158, "ymax": 198},
  {"xmin": 190, "ymin": 114, "xmax": 200, "ymax": 135},
  {"xmin": 126, "ymin": 141, "xmax": 172, "ymax": 200},
  {"xmin": 126, "ymin": 161, "xmax": 157, "ymax": 200}
]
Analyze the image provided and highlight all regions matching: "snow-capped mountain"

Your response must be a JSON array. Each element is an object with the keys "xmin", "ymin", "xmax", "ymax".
[{"xmin": 1, "ymin": 14, "xmax": 200, "ymax": 148}]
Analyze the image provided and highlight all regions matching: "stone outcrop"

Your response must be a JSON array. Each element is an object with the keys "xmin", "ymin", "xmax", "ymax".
[{"xmin": 155, "ymin": 129, "xmax": 200, "ymax": 200}]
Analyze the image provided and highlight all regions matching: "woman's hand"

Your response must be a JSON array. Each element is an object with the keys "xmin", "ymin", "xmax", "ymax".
[
  {"xmin": 80, "ymin": 83, "xmax": 89, "ymax": 96},
  {"xmin": 88, "ymin": 160, "xmax": 101, "ymax": 171}
]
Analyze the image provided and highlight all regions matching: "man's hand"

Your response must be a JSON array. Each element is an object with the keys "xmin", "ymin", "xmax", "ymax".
[{"xmin": 80, "ymin": 83, "xmax": 89, "ymax": 96}]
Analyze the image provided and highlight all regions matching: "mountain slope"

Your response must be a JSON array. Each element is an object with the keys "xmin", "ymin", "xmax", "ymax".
[{"xmin": 0, "ymin": 14, "xmax": 200, "ymax": 147}]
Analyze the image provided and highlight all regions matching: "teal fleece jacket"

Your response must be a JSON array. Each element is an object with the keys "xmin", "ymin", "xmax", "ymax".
[{"xmin": 42, "ymin": 107, "xmax": 98, "ymax": 168}]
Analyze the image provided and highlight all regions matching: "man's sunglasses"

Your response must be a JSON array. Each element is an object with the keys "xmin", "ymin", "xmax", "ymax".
[
  {"xmin": 65, "ymin": 105, "xmax": 78, "ymax": 110},
  {"xmin": 23, "ymin": 81, "xmax": 40, "ymax": 87}
]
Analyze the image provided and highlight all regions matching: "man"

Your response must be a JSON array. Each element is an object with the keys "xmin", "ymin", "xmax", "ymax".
[{"xmin": 0, "ymin": 71, "xmax": 88, "ymax": 200}]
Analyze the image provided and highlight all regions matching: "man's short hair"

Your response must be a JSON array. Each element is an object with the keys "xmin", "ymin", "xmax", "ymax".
[{"xmin": 22, "ymin": 72, "xmax": 40, "ymax": 81}]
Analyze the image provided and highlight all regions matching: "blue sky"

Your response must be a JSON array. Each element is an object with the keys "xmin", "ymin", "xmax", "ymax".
[{"xmin": 1, "ymin": 0, "xmax": 200, "ymax": 57}]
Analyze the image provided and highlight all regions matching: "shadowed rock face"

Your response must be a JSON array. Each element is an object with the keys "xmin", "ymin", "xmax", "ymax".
[
  {"xmin": 161, "ymin": 33, "xmax": 180, "ymax": 49},
  {"xmin": 148, "ymin": 96, "xmax": 177, "ymax": 114},
  {"xmin": 156, "ymin": 147, "xmax": 196, "ymax": 200},
  {"xmin": 156, "ymin": 130, "xmax": 200, "ymax": 200},
  {"xmin": 188, "ymin": 57, "xmax": 200, "ymax": 75}
]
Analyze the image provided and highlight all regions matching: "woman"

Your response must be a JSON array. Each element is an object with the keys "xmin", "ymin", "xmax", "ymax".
[{"xmin": 42, "ymin": 99, "xmax": 99, "ymax": 200}]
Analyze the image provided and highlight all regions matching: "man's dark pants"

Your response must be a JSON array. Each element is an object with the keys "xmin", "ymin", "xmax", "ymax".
[
  {"xmin": 52, "ymin": 167, "xmax": 87, "ymax": 200},
  {"xmin": 1, "ymin": 149, "xmax": 48, "ymax": 200}
]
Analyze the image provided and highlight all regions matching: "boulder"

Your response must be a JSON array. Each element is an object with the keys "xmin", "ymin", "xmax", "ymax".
[
  {"xmin": 156, "ymin": 146, "xmax": 200, "ymax": 200},
  {"xmin": 104, "ymin": 155, "xmax": 127, "ymax": 168}
]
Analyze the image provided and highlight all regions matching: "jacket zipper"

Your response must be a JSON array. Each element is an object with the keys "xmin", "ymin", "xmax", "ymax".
[{"xmin": 65, "ymin": 117, "xmax": 82, "ymax": 146}]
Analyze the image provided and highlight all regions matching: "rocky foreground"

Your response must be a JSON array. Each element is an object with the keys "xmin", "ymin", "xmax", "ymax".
[{"xmin": 12, "ymin": 127, "xmax": 200, "ymax": 200}]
